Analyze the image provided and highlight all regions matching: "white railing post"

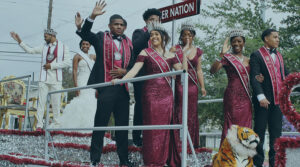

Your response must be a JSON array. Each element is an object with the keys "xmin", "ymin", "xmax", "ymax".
[
  {"xmin": 181, "ymin": 71, "xmax": 188, "ymax": 167},
  {"xmin": 23, "ymin": 76, "xmax": 31, "ymax": 131},
  {"xmin": 44, "ymin": 94, "xmax": 51, "ymax": 160}
]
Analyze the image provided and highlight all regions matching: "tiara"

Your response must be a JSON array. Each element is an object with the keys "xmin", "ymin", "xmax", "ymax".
[
  {"xmin": 147, "ymin": 22, "xmax": 168, "ymax": 34},
  {"xmin": 44, "ymin": 28, "xmax": 57, "ymax": 36},
  {"xmin": 229, "ymin": 29, "xmax": 245, "ymax": 38},
  {"xmin": 181, "ymin": 21, "xmax": 195, "ymax": 31}
]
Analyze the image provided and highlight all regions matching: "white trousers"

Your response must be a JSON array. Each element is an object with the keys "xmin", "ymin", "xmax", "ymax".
[{"xmin": 37, "ymin": 82, "xmax": 62, "ymax": 128}]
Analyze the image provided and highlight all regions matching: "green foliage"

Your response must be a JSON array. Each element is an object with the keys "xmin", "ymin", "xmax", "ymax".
[
  {"xmin": 271, "ymin": 0, "xmax": 300, "ymax": 72},
  {"xmin": 195, "ymin": 0, "xmax": 299, "ymax": 130}
]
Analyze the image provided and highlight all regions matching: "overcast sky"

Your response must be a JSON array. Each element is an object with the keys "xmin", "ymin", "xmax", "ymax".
[{"xmin": 0, "ymin": 0, "xmax": 285, "ymax": 81}]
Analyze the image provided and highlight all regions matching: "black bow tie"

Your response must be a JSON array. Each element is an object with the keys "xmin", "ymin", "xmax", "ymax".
[
  {"xmin": 112, "ymin": 35, "xmax": 123, "ymax": 41},
  {"xmin": 269, "ymin": 48, "xmax": 277, "ymax": 55}
]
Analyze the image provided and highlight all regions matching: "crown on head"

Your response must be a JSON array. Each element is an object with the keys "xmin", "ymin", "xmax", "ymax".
[
  {"xmin": 181, "ymin": 21, "xmax": 195, "ymax": 31},
  {"xmin": 147, "ymin": 21, "xmax": 168, "ymax": 34},
  {"xmin": 229, "ymin": 29, "xmax": 245, "ymax": 38},
  {"xmin": 44, "ymin": 28, "xmax": 57, "ymax": 36}
]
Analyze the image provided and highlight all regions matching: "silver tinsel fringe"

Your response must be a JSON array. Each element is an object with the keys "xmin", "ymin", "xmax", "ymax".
[
  {"xmin": 285, "ymin": 148, "xmax": 300, "ymax": 167},
  {"xmin": 0, "ymin": 133, "xmax": 212, "ymax": 166}
]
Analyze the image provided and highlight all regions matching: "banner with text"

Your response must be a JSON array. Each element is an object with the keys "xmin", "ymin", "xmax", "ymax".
[{"xmin": 159, "ymin": 0, "xmax": 201, "ymax": 23}]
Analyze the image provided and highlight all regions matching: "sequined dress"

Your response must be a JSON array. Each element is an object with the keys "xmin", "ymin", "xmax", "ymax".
[
  {"xmin": 136, "ymin": 54, "xmax": 180, "ymax": 166},
  {"xmin": 220, "ymin": 57, "xmax": 252, "ymax": 145},
  {"xmin": 174, "ymin": 48, "xmax": 202, "ymax": 149}
]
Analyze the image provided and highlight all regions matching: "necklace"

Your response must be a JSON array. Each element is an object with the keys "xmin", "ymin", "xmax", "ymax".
[
  {"xmin": 236, "ymin": 55, "xmax": 244, "ymax": 62},
  {"xmin": 152, "ymin": 47, "xmax": 164, "ymax": 57}
]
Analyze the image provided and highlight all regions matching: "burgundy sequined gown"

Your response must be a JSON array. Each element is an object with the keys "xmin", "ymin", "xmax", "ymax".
[
  {"xmin": 136, "ymin": 54, "xmax": 180, "ymax": 167},
  {"xmin": 220, "ymin": 58, "xmax": 252, "ymax": 145},
  {"xmin": 174, "ymin": 48, "xmax": 203, "ymax": 149}
]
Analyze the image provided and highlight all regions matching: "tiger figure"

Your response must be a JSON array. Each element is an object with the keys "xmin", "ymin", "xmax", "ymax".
[{"xmin": 212, "ymin": 125, "xmax": 260, "ymax": 167}]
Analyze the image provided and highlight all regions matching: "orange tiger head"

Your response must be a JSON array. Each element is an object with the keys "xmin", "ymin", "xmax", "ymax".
[{"xmin": 236, "ymin": 125, "xmax": 260, "ymax": 149}]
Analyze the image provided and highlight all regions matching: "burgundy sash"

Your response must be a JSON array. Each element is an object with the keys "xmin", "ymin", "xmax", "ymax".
[
  {"xmin": 258, "ymin": 46, "xmax": 285, "ymax": 104},
  {"xmin": 224, "ymin": 54, "xmax": 251, "ymax": 100},
  {"xmin": 46, "ymin": 42, "xmax": 58, "ymax": 63},
  {"xmin": 145, "ymin": 48, "xmax": 172, "ymax": 87},
  {"xmin": 174, "ymin": 45, "xmax": 200, "ymax": 88},
  {"xmin": 103, "ymin": 32, "xmax": 132, "ymax": 82},
  {"xmin": 143, "ymin": 27, "xmax": 152, "ymax": 48}
]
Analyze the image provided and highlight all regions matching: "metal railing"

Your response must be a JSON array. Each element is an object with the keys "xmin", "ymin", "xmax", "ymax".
[
  {"xmin": 44, "ymin": 70, "xmax": 195, "ymax": 166},
  {"xmin": 199, "ymin": 131, "xmax": 300, "ymax": 150},
  {"xmin": 197, "ymin": 90, "xmax": 300, "ymax": 149},
  {"xmin": 0, "ymin": 75, "xmax": 31, "ymax": 130}
]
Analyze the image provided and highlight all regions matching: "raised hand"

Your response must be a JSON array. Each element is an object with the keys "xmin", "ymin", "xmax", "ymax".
[
  {"xmin": 75, "ymin": 12, "xmax": 83, "ymax": 30},
  {"xmin": 182, "ymin": 38, "xmax": 193, "ymax": 58},
  {"xmin": 10, "ymin": 32, "xmax": 22, "ymax": 44},
  {"xmin": 91, "ymin": 0, "xmax": 107, "ymax": 20},
  {"xmin": 183, "ymin": 39, "xmax": 191, "ymax": 51},
  {"xmin": 220, "ymin": 37, "xmax": 230, "ymax": 58}
]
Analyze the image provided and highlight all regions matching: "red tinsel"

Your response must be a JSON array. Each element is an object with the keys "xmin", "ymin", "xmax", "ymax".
[
  {"xmin": 279, "ymin": 72, "xmax": 300, "ymax": 132},
  {"xmin": 49, "ymin": 143, "xmax": 91, "ymax": 151},
  {"xmin": 177, "ymin": 147, "xmax": 213, "ymax": 154},
  {"xmin": 274, "ymin": 137, "xmax": 300, "ymax": 167},
  {"xmin": 275, "ymin": 72, "xmax": 300, "ymax": 167}
]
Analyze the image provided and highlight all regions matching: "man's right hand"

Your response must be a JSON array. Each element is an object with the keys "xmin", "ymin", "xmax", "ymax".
[
  {"xmin": 10, "ymin": 32, "xmax": 22, "ymax": 44},
  {"xmin": 259, "ymin": 98, "xmax": 270, "ymax": 109},
  {"xmin": 75, "ymin": 12, "xmax": 83, "ymax": 30},
  {"xmin": 90, "ymin": 0, "xmax": 107, "ymax": 20}
]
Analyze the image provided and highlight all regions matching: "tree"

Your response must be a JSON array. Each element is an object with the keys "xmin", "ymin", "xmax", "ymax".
[{"xmin": 271, "ymin": 0, "xmax": 300, "ymax": 72}]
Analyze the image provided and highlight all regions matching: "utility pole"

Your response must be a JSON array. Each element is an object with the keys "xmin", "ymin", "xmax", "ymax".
[
  {"xmin": 171, "ymin": 0, "xmax": 176, "ymax": 46},
  {"xmin": 47, "ymin": 0, "xmax": 54, "ymax": 29}
]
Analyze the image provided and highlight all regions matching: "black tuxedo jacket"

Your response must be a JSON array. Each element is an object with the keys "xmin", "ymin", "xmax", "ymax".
[
  {"xmin": 249, "ymin": 49, "xmax": 289, "ymax": 104},
  {"xmin": 76, "ymin": 19, "xmax": 134, "ymax": 93},
  {"xmin": 131, "ymin": 28, "xmax": 150, "ymax": 77},
  {"xmin": 132, "ymin": 28, "xmax": 150, "ymax": 60}
]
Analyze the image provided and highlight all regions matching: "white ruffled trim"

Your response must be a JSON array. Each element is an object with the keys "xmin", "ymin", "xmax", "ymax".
[{"xmin": 226, "ymin": 125, "xmax": 257, "ymax": 158}]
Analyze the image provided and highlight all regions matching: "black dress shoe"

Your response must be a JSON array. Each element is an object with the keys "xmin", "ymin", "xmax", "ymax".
[
  {"xmin": 133, "ymin": 138, "xmax": 142, "ymax": 147},
  {"xmin": 119, "ymin": 161, "xmax": 135, "ymax": 167},
  {"xmin": 91, "ymin": 161, "xmax": 99, "ymax": 166}
]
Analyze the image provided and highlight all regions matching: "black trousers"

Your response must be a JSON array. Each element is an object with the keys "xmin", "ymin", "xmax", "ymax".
[
  {"xmin": 253, "ymin": 100, "xmax": 282, "ymax": 167},
  {"xmin": 90, "ymin": 85, "xmax": 130, "ymax": 163},
  {"xmin": 132, "ymin": 80, "xmax": 144, "ymax": 143}
]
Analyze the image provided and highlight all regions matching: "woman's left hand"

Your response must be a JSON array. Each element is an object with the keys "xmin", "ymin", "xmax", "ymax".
[
  {"xmin": 111, "ymin": 79, "xmax": 120, "ymax": 85},
  {"xmin": 201, "ymin": 88, "xmax": 207, "ymax": 97}
]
